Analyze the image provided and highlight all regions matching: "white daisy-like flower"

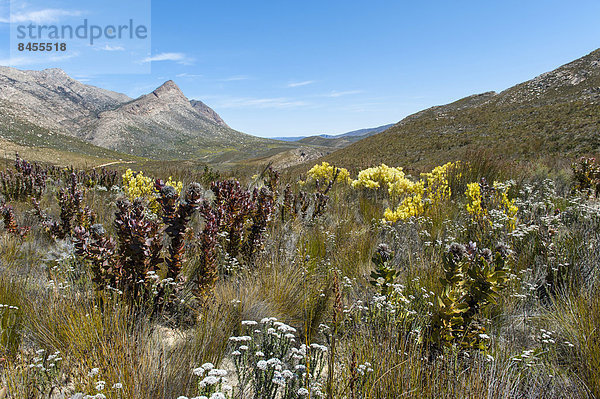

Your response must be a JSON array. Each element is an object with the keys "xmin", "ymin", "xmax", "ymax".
[
  {"xmin": 209, "ymin": 369, "xmax": 228, "ymax": 377},
  {"xmin": 201, "ymin": 376, "xmax": 219, "ymax": 386},
  {"xmin": 257, "ymin": 360, "xmax": 268, "ymax": 370},
  {"xmin": 201, "ymin": 362, "xmax": 214, "ymax": 371},
  {"xmin": 282, "ymin": 370, "xmax": 294, "ymax": 379}
]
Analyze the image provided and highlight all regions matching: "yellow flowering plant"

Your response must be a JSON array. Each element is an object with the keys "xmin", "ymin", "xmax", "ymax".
[
  {"xmin": 465, "ymin": 182, "xmax": 483, "ymax": 216},
  {"xmin": 380, "ymin": 162, "xmax": 459, "ymax": 223},
  {"xmin": 421, "ymin": 161, "xmax": 456, "ymax": 203},
  {"xmin": 465, "ymin": 179, "xmax": 518, "ymax": 231},
  {"xmin": 121, "ymin": 169, "xmax": 183, "ymax": 213},
  {"xmin": 306, "ymin": 162, "xmax": 350, "ymax": 189},
  {"xmin": 352, "ymin": 164, "xmax": 406, "ymax": 191},
  {"xmin": 383, "ymin": 181, "xmax": 425, "ymax": 222}
]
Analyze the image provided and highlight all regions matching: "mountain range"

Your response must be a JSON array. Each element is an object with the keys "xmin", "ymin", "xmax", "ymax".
[
  {"xmin": 0, "ymin": 67, "xmax": 299, "ymax": 164},
  {"xmin": 273, "ymin": 123, "xmax": 394, "ymax": 141},
  {"xmin": 2, "ymin": 48, "xmax": 600, "ymax": 171}
]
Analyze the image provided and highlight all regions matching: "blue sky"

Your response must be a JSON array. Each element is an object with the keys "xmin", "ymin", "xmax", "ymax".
[{"xmin": 1, "ymin": 0, "xmax": 600, "ymax": 137}]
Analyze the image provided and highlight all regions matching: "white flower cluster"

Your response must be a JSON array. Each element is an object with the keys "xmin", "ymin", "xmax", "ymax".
[
  {"xmin": 28, "ymin": 349, "xmax": 62, "ymax": 371},
  {"xmin": 70, "ymin": 367, "xmax": 123, "ymax": 399},
  {"xmin": 194, "ymin": 317, "xmax": 330, "ymax": 399},
  {"xmin": 177, "ymin": 394, "xmax": 227, "ymax": 399},
  {"xmin": 356, "ymin": 361, "xmax": 374, "ymax": 375},
  {"xmin": 190, "ymin": 362, "xmax": 231, "ymax": 398}
]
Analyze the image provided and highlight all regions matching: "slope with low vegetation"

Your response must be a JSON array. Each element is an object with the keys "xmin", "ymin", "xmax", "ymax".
[{"xmin": 321, "ymin": 48, "xmax": 600, "ymax": 171}]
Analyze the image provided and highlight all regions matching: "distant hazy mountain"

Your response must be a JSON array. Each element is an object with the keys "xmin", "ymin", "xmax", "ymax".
[
  {"xmin": 0, "ymin": 67, "xmax": 295, "ymax": 162},
  {"xmin": 319, "ymin": 48, "xmax": 600, "ymax": 170},
  {"xmin": 318, "ymin": 124, "xmax": 394, "ymax": 138},
  {"xmin": 272, "ymin": 123, "xmax": 394, "ymax": 146}
]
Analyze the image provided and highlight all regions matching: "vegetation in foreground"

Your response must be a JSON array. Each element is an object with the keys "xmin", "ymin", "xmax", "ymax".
[{"xmin": 0, "ymin": 152, "xmax": 598, "ymax": 398}]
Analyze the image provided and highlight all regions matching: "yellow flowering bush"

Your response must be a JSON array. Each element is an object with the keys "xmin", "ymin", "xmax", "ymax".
[
  {"xmin": 381, "ymin": 162, "xmax": 458, "ymax": 223},
  {"xmin": 465, "ymin": 182, "xmax": 483, "ymax": 216},
  {"xmin": 465, "ymin": 180, "xmax": 518, "ymax": 230},
  {"xmin": 352, "ymin": 164, "xmax": 406, "ymax": 191},
  {"xmin": 306, "ymin": 162, "xmax": 350, "ymax": 186},
  {"xmin": 493, "ymin": 181, "xmax": 518, "ymax": 229},
  {"xmin": 121, "ymin": 169, "xmax": 183, "ymax": 212},
  {"xmin": 421, "ymin": 161, "xmax": 456, "ymax": 203},
  {"xmin": 384, "ymin": 182, "xmax": 425, "ymax": 222}
]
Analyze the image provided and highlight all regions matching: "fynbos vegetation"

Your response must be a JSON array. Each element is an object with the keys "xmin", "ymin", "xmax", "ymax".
[{"xmin": 0, "ymin": 153, "xmax": 599, "ymax": 399}]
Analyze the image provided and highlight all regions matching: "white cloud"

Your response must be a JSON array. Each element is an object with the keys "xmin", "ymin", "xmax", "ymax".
[
  {"xmin": 0, "ymin": 56, "xmax": 32, "ymax": 66},
  {"xmin": 97, "ymin": 44, "xmax": 125, "ymax": 51},
  {"xmin": 142, "ymin": 52, "xmax": 192, "ymax": 64},
  {"xmin": 210, "ymin": 96, "xmax": 307, "ymax": 109},
  {"xmin": 322, "ymin": 90, "xmax": 363, "ymax": 98},
  {"xmin": 176, "ymin": 72, "xmax": 202, "ymax": 78},
  {"xmin": 221, "ymin": 75, "xmax": 250, "ymax": 81},
  {"xmin": 0, "ymin": 9, "xmax": 82, "ymax": 24},
  {"xmin": 48, "ymin": 53, "xmax": 78, "ymax": 62},
  {"xmin": 0, "ymin": 52, "xmax": 78, "ymax": 66},
  {"xmin": 287, "ymin": 80, "xmax": 315, "ymax": 88}
]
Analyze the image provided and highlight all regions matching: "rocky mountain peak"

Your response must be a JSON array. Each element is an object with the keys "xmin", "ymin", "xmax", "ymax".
[
  {"xmin": 151, "ymin": 80, "xmax": 189, "ymax": 103},
  {"xmin": 39, "ymin": 68, "xmax": 69, "ymax": 77},
  {"xmin": 190, "ymin": 99, "xmax": 228, "ymax": 127}
]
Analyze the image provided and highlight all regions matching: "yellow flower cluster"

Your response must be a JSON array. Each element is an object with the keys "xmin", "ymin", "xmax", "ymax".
[
  {"xmin": 350, "ymin": 163, "xmax": 423, "ymax": 201},
  {"xmin": 384, "ymin": 182, "xmax": 425, "ymax": 222},
  {"xmin": 381, "ymin": 162, "xmax": 458, "ymax": 223},
  {"xmin": 465, "ymin": 182, "xmax": 483, "ymax": 216},
  {"xmin": 306, "ymin": 162, "xmax": 350, "ymax": 186},
  {"xmin": 351, "ymin": 164, "xmax": 406, "ymax": 191},
  {"xmin": 493, "ymin": 181, "xmax": 518, "ymax": 229},
  {"xmin": 121, "ymin": 169, "xmax": 183, "ymax": 212},
  {"xmin": 465, "ymin": 180, "xmax": 518, "ymax": 230},
  {"xmin": 421, "ymin": 161, "xmax": 456, "ymax": 203}
]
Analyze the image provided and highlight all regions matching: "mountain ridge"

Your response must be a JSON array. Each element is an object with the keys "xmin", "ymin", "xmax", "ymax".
[
  {"xmin": 316, "ymin": 48, "xmax": 600, "ymax": 171},
  {"xmin": 0, "ymin": 66, "xmax": 297, "ymax": 163}
]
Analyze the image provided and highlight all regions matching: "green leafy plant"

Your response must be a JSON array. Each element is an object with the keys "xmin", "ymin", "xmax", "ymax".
[
  {"xmin": 430, "ymin": 242, "xmax": 509, "ymax": 351},
  {"xmin": 368, "ymin": 244, "xmax": 398, "ymax": 298},
  {"xmin": 571, "ymin": 156, "xmax": 600, "ymax": 197},
  {"xmin": 0, "ymin": 202, "xmax": 29, "ymax": 238}
]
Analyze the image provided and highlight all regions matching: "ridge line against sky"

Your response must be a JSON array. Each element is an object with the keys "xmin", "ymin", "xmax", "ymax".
[{"xmin": 1, "ymin": 0, "xmax": 600, "ymax": 137}]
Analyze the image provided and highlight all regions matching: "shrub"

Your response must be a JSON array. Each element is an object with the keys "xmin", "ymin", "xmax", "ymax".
[
  {"xmin": 155, "ymin": 180, "xmax": 203, "ymax": 280},
  {"xmin": 0, "ymin": 202, "xmax": 29, "ymax": 238},
  {"xmin": 306, "ymin": 162, "xmax": 350, "ymax": 193},
  {"xmin": 192, "ymin": 318, "xmax": 328, "ymax": 399},
  {"xmin": 465, "ymin": 178, "xmax": 518, "ymax": 234},
  {"xmin": 0, "ymin": 154, "xmax": 47, "ymax": 201},
  {"xmin": 571, "ymin": 156, "xmax": 600, "ymax": 197},
  {"xmin": 352, "ymin": 164, "xmax": 406, "ymax": 192},
  {"xmin": 429, "ymin": 242, "xmax": 509, "ymax": 351},
  {"xmin": 121, "ymin": 168, "xmax": 182, "ymax": 213}
]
